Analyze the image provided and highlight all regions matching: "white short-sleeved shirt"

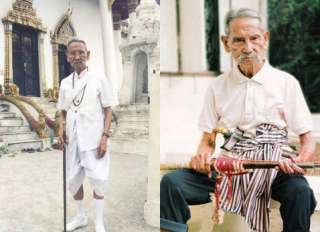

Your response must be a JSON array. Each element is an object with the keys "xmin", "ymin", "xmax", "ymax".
[
  {"xmin": 198, "ymin": 60, "xmax": 312, "ymax": 136},
  {"xmin": 57, "ymin": 69, "xmax": 118, "ymax": 151}
]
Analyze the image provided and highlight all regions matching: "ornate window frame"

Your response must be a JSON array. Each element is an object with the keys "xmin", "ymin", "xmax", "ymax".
[{"xmin": 50, "ymin": 9, "xmax": 76, "ymax": 89}]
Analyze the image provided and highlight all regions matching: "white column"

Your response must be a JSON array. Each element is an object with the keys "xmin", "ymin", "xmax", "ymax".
[
  {"xmin": 160, "ymin": 0, "xmax": 179, "ymax": 72},
  {"xmin": 144, "ymin": 61, "xmax": 160, "ymax": 228},
  {"xmin": 99, "ymin": 0, "xmax": 119, "ymax": 101},
  {"xmin": 113, "ymin": 13, "xmax": 123, "ymax": 93},
  {"xmin": 113, "ymin": 30, "xmax": 123, "ymax": 92},
  {"xmin": 179, "ymin": 0, "xmax": 207, "ymax": 72},
  {"xmin": 38, "ymin": 32, "xmax": 46, "ymax": 97},
  {"xmin": 231, "ymin": 0, "xmax": 260, "ymax": 11}
]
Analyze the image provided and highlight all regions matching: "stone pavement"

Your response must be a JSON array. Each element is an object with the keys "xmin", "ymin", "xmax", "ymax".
[{"xmin": 0, "ymin": 150, "xmax": 159, "ymax": 232}]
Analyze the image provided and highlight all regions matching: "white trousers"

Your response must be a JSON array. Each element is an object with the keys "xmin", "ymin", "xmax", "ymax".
[{"xmin": 66, "ymin": 122, "xmax": 110, "ymax": 196}]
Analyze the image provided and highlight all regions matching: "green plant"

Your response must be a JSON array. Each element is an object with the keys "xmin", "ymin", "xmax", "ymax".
[
  {"xmin": 205, "ymin": 0, "xmax": 220, "ymax": 72},
  {"xmin": 268, "ymin": 0, "xmax": 320, "ymax": 112}
]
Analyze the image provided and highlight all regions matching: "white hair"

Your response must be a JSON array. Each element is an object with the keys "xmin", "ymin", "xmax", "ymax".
[{"xmin": 224, "ymin": 8, "xmax": 265, "ymax": 35}]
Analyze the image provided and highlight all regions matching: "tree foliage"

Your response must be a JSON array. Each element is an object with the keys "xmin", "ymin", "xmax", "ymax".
[
  {"xmin": 205, "ymin": 0, "xmax": 220, "ymax": 72},
  {"xmin": 268, "ymin": 0, "xmax": 320, "ymax": 112}
]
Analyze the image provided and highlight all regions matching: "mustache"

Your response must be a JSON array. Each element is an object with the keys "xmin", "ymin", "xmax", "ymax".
[
  {"xmin": 239, "ymin": 54, "xmax": 259, "ymax": 60},
  {"xmin": 237, "ymin": 53, "xmax": 264, "ymax": 64},
  {"xmin": 72, "ymin": 60, "xmax": 84, "ymax": 64}
]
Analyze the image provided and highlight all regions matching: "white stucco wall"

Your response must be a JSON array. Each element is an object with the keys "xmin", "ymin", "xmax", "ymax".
[
  {"xmin": 179, "ymin": 0, "xmax": 207, "ymax": 72},
  {"xmin": 160, "ymin": 0, "xmax": 179, "ymax": 72},
  {"xmin": 160, "ymin": 77, "xmax": 214, "ymax": 160},
  {"xmin": 69, "ymin": 0, "xmax": 105, "ymax": 76},
  {"xmin": 0, "ymin": 0, "xmax": 105, "ymax": 89}
]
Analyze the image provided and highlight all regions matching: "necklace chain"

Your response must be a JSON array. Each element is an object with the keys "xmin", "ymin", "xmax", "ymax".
[{"xmin": 72, "ymin": 67, "xmax": 88, "ymax": 107}]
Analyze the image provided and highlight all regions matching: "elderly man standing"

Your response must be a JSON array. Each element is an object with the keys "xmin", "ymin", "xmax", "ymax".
[
  {"xmin": 160, "ymin": 8, "xmax": 317, "ymax": 232},
  {"xmin": 57, "ymin": 38, "xmax": 117, "ymax": 232}
]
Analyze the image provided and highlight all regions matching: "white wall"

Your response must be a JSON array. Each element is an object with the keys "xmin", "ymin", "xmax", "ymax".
[
  {"xmin": 179, "ymin": 0, "xmax": 207, "ymax": 72},
  {"xmin": 160, "ymin": 76, "xmax": 214, "ymax": 161},
  {"xmin": 160, "ymin": 0, "xmax": 179, "ymax": 72},
  {"xmin": 34, "ymin": 0, "xmax": 69, "ymax": 89},
  {"xmin": 70, "ymin": 0, "xmax": 105, "ymax": 76}
]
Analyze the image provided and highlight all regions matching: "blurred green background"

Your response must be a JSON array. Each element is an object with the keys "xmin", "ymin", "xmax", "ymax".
[{"xmin": 269, "ymin": 0, "xmax": 320, "ymax": 112}]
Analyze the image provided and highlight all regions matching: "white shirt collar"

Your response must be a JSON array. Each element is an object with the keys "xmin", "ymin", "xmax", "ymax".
[
  {"xmin": 74, "ymin": 67, "xmax": 89, "ymax": 79},
  {"xmin": 232, "ymin": 60, "xmax": 270, "ymax": 85}
]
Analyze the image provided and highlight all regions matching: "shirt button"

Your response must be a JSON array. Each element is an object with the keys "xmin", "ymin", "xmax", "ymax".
[{"xmin": 75, "ymin": 110, "xmax": 77, "ymax": 113}]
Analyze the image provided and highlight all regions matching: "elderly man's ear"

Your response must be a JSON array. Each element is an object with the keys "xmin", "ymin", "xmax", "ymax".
[
  {"xmin": 86, "ymin": 50, "xmax": 91, "ymax": 60},
  {"xmin": 263, "ymin": 31, "xmax": 270, "ymax": 47},
  {"xmin": 221, "ymin": 36, "xmax": 231, "ymax": 53}
]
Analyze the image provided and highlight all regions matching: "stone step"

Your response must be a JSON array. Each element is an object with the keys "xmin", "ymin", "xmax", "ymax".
[
  {"xmin": 0, "ymin": 118, "xmax": 23, "ymax": 127},
  {"xmin": 117, "ymin": 114, "xmax": 149, "ymax": 121},
  {"xmin": 110, "ymin": 137, "xmax": 148, "ymax": 155},
  {"xmin": 0, "ymin": 132, "xmax": 38, "ymax": 142},
  {"xmin": 112, "ymin": 132, "xmax": 149, "ymax": 139},
  {"xmin": 116, "ymin": 121, "xmax": 149, "ymax": 129},
  {"xmin": 114, "ymin": 111, "xmax": 149, "ymax": 118},
  {"xmin": 0, "ymin": 125, "xmax": 30, "ymax": 134},
  {"xmin": 114, "ymin": 104, "xmax": 149, "ymax": 111},
  {"xmin": 7, "ymin": 138, "xmax": 51, "ymax": 152},
  {"xmin": 112, "ymin": 126, "xmax": 149, "ymax": 134},
  {"xmin": 0, "ymin": 103, "xmax": 10, "ymax": 112},
  {"xmin": 0, "ymin": 112, "xmax": 16, "ymax": 119}
]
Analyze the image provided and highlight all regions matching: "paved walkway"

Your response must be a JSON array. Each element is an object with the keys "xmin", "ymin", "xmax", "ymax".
[{"xmin": 0, "ymin": 150, "xmax": 158, "ymax": 232}]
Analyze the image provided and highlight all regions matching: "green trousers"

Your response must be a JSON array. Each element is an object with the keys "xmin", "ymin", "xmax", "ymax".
[{"xmin": 160, "ymin": 169, "xmax": 317, "ymax": 232}]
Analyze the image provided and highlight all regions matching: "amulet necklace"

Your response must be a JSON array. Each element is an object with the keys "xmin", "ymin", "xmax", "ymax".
[{"xmin": 72, "ymin": 67, "xmax": 88, "ymax": 107}]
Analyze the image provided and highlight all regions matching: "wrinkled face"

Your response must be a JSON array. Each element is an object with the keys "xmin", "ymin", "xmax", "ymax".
[
  {"xmin": 222, "ymin": 17, "xmax": 269, "ymax": 66},
  {"xmin": 66, "ymin": 42, "xmax": 90, "ymax": 71}
]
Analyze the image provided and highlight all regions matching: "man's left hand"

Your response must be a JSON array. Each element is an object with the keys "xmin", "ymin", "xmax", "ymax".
[
  {"xmin": 278, "ymin": 157, "xmax": 305, "ymax": 175},
  {"xmin": 97, "ymin": 136, "xmax": 108, "ymax": 159},
  {"xmin": 279, "ymin": 131, "xmax": 316, "ymax": 175}
]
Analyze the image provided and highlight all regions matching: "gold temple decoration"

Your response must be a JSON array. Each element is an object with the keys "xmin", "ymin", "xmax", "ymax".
[{"xmin": 50, "ymin": 9, "xmax": 76, "ymax": 89}]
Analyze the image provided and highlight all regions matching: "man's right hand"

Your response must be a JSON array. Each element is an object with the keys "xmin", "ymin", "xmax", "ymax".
[
  {"xmin": 190, "ymin": 146, "xmax": 213, "ymax": 177},
  {"xmin": 57, "ymin": 129, "xmax": 68, "ymax": 149}
]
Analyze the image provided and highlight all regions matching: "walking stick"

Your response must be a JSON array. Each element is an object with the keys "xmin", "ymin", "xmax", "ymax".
[{"xmin": 63, "ymin": 144, "xmax": 67, "ymax": 232}]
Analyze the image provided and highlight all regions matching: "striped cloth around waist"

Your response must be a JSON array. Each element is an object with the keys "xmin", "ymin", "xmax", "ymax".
[{"xmin": 219, "ymin": 124, "xmax": 288, "ymax": 232}]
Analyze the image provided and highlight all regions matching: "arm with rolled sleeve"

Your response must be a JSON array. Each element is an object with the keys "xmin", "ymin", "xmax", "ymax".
[
  {"xmin": 198, "ymin": 85, "xmax": 219, "ymax": 134},
  {"xmin": 284, "ymin": 78, "xmax": 315, "ymax": 162},
  {"xmin": 192, "ymin": 85, "xmax": 219, "ymax": 176}
]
